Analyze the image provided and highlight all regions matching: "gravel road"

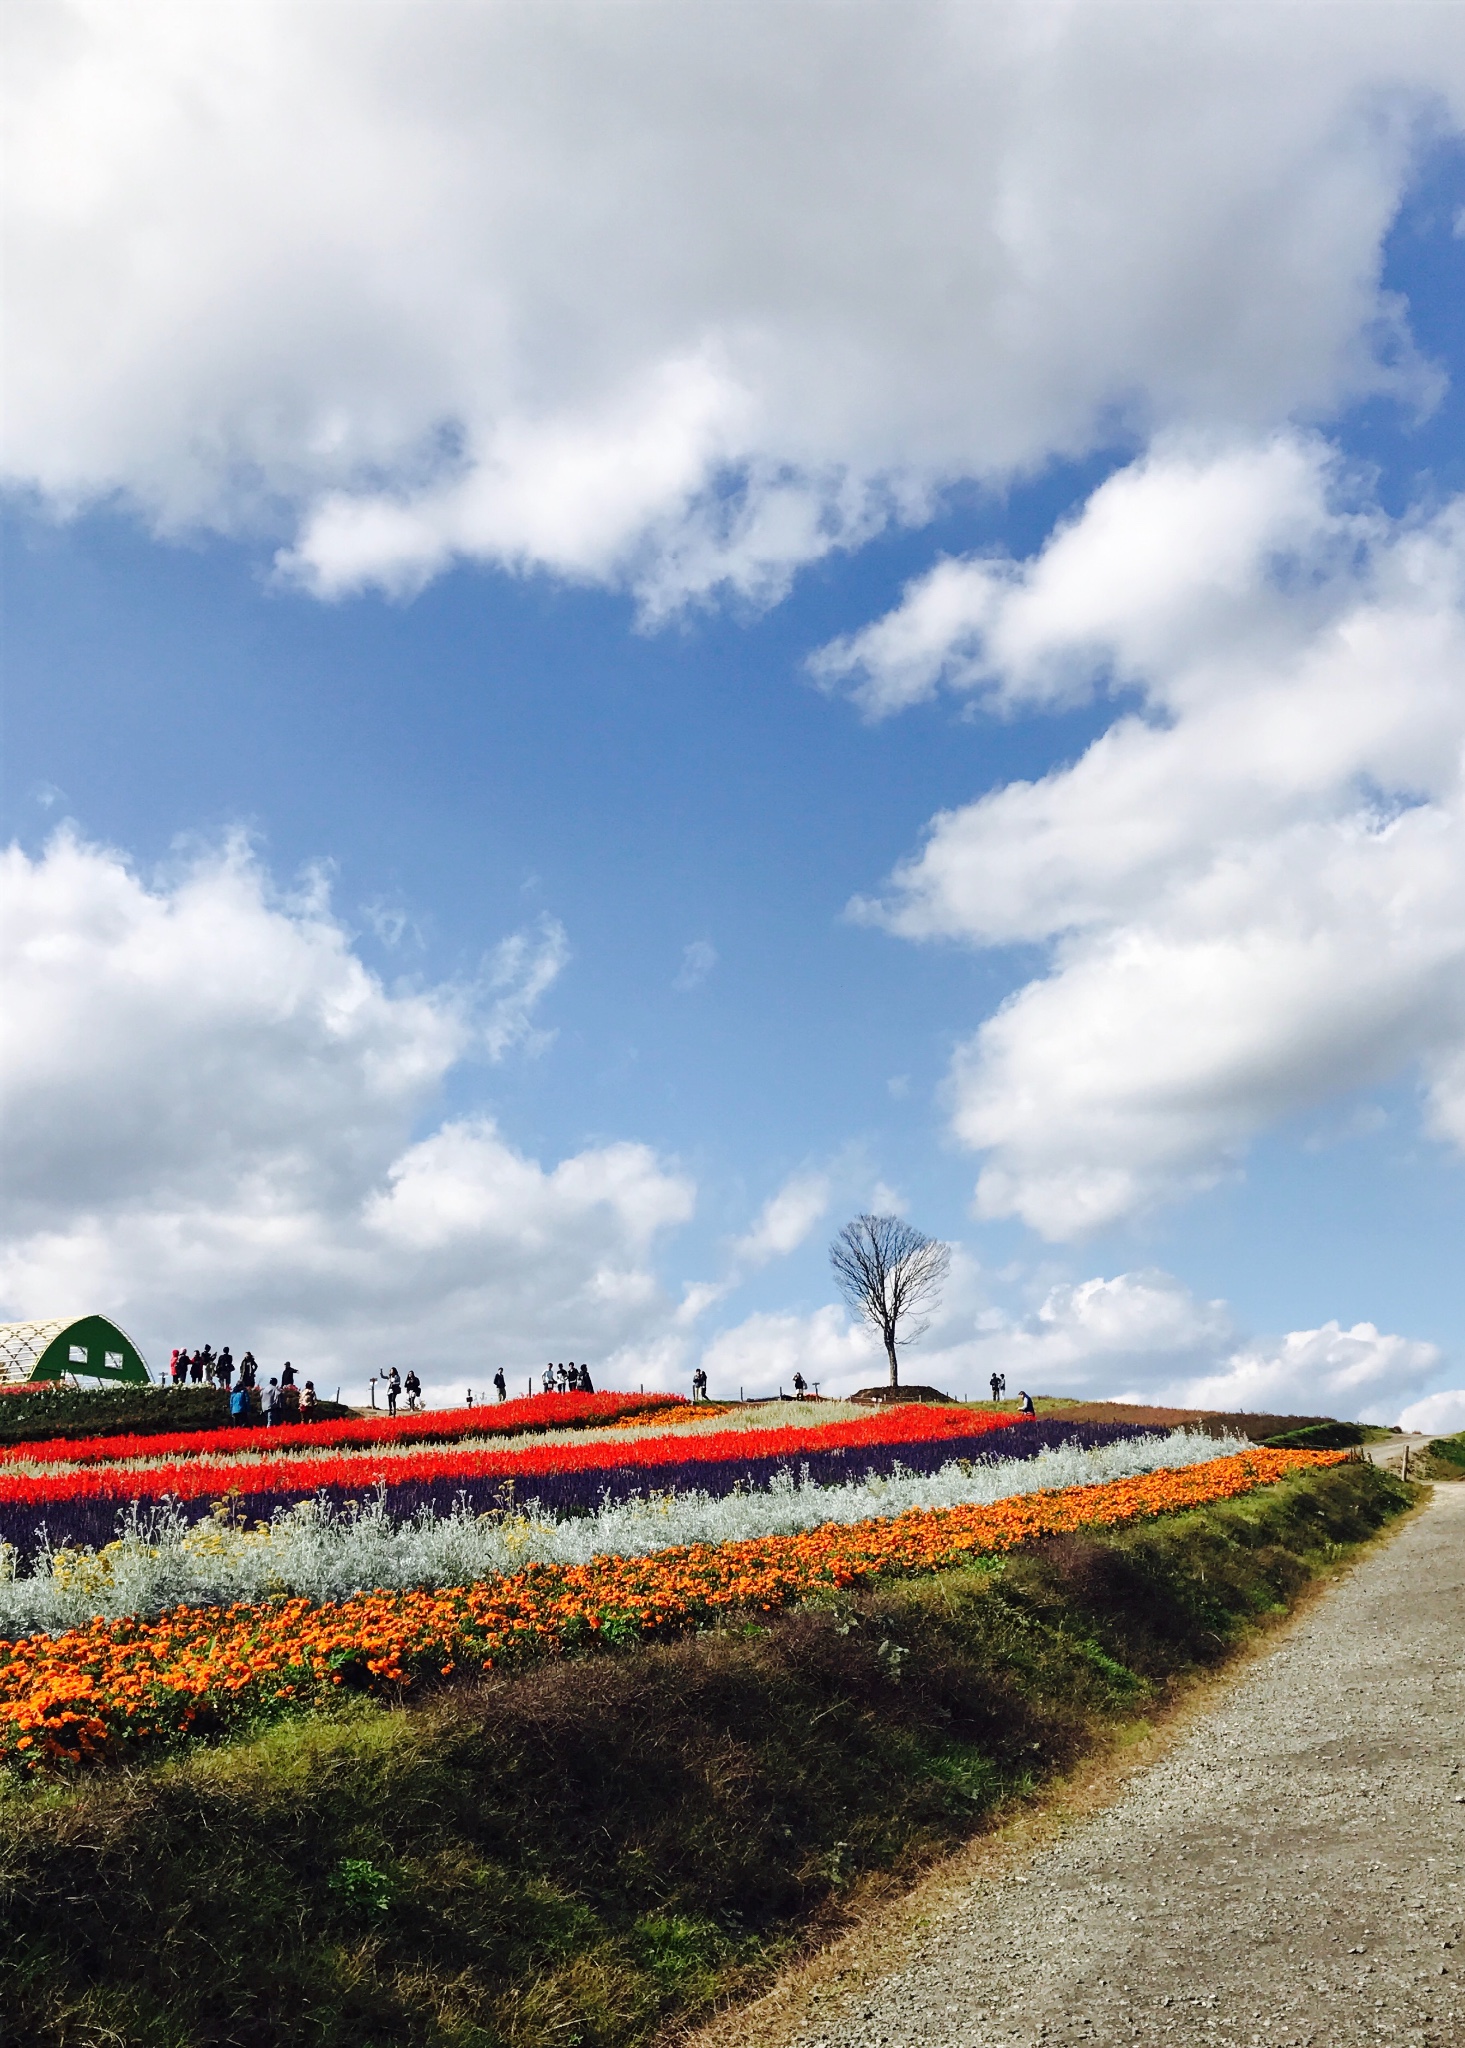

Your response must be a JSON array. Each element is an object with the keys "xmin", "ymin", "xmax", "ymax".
[{"xmin": 784, "ymin": 1483, "xmax": 1465, "ymax": 2048}]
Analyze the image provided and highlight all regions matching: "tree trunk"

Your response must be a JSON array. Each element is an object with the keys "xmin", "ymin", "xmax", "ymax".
[{"xmin": 885, "ymin": 1332, "xmax": 899, "ymax": 1387}]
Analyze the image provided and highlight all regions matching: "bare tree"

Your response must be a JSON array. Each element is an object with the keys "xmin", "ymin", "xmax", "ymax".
[{"xmin": 829, "ymin": 1214, "xmax": 951, "ymax": 1388}]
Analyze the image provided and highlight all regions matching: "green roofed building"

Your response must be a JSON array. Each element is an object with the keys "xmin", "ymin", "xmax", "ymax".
[{"xmin": 0, "ymin": 1315, "xmax": 152, "ymax": 1389}]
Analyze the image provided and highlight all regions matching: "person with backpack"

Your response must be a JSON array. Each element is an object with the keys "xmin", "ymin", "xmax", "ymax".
[{"xmin": 229, "ymin": 1380, "xmax": 252, "ymax": 1427}]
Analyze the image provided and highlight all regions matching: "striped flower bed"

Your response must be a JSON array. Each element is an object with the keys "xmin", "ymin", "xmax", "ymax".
[
  {"xmin": 0, "ymin": 1447, "xmax": 1344, "ymax": 1770},
  {"xmin": 0, "ymin": 1404, "xmax": 1031, "ymax": 1558},
  {"xmin": 0, "ymin": 1388, "xmax": 685, "ymax": 1471}
]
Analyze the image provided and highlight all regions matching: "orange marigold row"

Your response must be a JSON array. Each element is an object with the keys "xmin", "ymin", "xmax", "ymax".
[{"xmin": 0, "ymin": 1447, "xmax": 1343, "ymax": 1770}]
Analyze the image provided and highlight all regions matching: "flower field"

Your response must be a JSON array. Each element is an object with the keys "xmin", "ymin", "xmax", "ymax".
[
  {"xmin": 0, "ymin": 1400, "xmax": 1037, "ymax": 1556},
  {"xmin": 0, "ymin": 1446, "xmax": 1344, "ymax": 1769},
  {"xmin": 0, "ymin": 1425, "xmax": 1242, "ymax": 1631},
  {"xmin": 0, "ymin": 1387, "xmax": 684, "ymax": 1471}
]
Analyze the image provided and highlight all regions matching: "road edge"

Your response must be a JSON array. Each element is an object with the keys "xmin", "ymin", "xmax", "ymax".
[{"xmin": 669, "ymin": 1475, "xmax": 1438, "ymax": 2048}]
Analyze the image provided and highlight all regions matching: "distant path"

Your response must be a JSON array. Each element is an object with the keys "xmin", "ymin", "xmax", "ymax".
[
  {"xmin": 1361, "ymin": 1433, "xmax": 1439, "ymax": 1476},
  {"xmin": 784, "ymin": 1485, "xmax": 1465, "ymax": 2048}
]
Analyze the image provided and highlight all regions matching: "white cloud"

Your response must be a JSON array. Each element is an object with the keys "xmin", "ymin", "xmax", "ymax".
[
  {"xmin": 981, "ymin": 1278, "xmax": 1441, "ymax": 1426},
  {"xmin": 700, "ymin": 1306, "xmax": 879, "ymax": 1399},
  {"xmin": 1169, "ymin": 1320, "xmax": 1441, "ymax": 1424},
  {"xmin": 842, "ymin": 438, "xmax": 1465, "ymax": 1235},
  {"xmin": 673, "ymin": 1169, "xmax": 833, "ymax": 1332},
  {"xmin": 813, "ymin": 437, "xmax": 1372, "ymax": 719},
  {"xmin": 1398, "ymin": 1388, "xmax": 1465, "ymax": 1434},
  {"xmin": 483, "ymin": 916, "xmax": 569, "ymax": 1059},
  {"xmin": 674, "ymin": 1278, "xmax": 735, "ymax": 1329},
  {"xmin": 0, "ymin": 832, "xmax": 693, "ymax": 1394},
  {"xmin": 5, "ymin": 5, "xmax": 1461, "ymax": 607},
  {"xmin": 730, "ymin": 1171, "xmax": 832, "ymax": 1267},
  {"xmin": 968, "ymin": 1270, "xmax": 1236, "ymax": 1390},
  {"xmin": 674, "ymin": 939, "xmax": 718, "ymax": 993},
  {"xmin": 701, "ymin": 1262, "xmax": 1443, "ymax": 1423}
]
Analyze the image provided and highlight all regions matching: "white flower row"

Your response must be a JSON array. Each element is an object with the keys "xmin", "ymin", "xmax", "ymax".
[{"xmin": 0, "ymin": 1428, "xmax": 1242, "ymax": 1637}]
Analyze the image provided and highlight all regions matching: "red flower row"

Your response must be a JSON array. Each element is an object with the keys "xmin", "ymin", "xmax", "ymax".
[
  {"xmin": 0, "ymin": 1402, "xmax": 1018, "ymax": 1508},
  {"xmin": 0, "ymin": 1388, "xmax": 684, "ymax": 1472}
]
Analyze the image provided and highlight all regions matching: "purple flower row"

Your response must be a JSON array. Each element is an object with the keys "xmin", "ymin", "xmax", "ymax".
[{"xmin": 0, "ymin": 1420, "xmax": 1153, "ymax": 1564}]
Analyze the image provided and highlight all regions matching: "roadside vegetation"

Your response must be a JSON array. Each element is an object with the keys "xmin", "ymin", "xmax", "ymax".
[
  {"xmin": 1412, "ymin": 1429, "xmax": 1465, "ymax": 1481},
  {"xmin": 0, "ymin": 1458, "xmax": 1412, "ymax": 2048}
]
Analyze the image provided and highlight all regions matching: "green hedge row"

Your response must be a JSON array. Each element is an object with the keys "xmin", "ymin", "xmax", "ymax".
[{"xmin": 0, "ymin": 1384, "xmax": 351, "ymax": 1447}]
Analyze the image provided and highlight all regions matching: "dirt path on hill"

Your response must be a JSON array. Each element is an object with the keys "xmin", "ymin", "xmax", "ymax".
[{"xmin": 694, "ymin": 1484, "xmax": 1465, "ymax": 2048}]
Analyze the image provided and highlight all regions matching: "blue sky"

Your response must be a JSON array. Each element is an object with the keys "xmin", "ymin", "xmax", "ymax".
[{"xmin": 4, "ymin": 3, "xmax": 1464, "ymax": 1425}]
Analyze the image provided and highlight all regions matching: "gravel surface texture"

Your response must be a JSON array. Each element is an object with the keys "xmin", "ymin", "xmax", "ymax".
[{"xmin": 787, "ymin": 1483, "xmax": 1464, "ymax": 2048}]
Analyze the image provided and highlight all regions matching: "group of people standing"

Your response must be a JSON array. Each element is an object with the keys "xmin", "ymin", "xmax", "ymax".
[
  {"xmin": 229, "ymin": 1358, "xmax": 322, "ymax": 1427},
  {"xmin": 463, "ymin": 1363, "xmax": 591, "ymax": 1406},
  {"xmin": 169, "ymin": 1345, "xmax": 322, "ymax": 1426},
  {"xmin": 378, "ymin": 1367, "xmax": 422, "ymax": 1418},
  {"xmin": 168, "ymin": 1343, "xmax": 247, "ymax": 1388},
  {"xmin": 542, "ymin": 1362, "xmax": 594, "ymax": 1394}
]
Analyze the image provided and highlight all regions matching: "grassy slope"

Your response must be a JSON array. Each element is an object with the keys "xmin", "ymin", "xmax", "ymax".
[
  {"xmin": 1415, "ymin": 1430, "xmax": 1465, "ymax": 1481},
  {"xmin": 0, "ymin": 1461, "xmax": 1411, "ymax": 2048}
]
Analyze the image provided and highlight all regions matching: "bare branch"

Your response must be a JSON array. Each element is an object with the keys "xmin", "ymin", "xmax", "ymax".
[{"xmin": 829, "ymin": 1213, "xmax": 951, "ymax": 1387}]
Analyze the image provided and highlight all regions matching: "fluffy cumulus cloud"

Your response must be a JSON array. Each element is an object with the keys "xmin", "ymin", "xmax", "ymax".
[
  {"xmin": 1397, "ymin": 1388, "xmax": 1465, "ymax": 1434},
  {"xmin": 700, "ymin": 1264, "xmax": 1442, "ymax": 1425},
  {"xmin": 835, "ymin": 437, "xmax": 1465, "ymax": 1235},
  {"xmin": 700, "ymin": 1306, "xmax": 879, "ymax": 1399},
  {"xmin": 5, "ymin": 3, "xmax": 1463, "ymax": 609},
  {"xmin": 0, "ymin": 833, "xmax": 693, "ymax": 1392}
]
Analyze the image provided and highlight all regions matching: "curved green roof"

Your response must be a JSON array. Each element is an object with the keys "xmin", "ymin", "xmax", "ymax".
[{"xmin": 0, "ymin": 1315, "xmax": 152, "ymax": 1388}]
